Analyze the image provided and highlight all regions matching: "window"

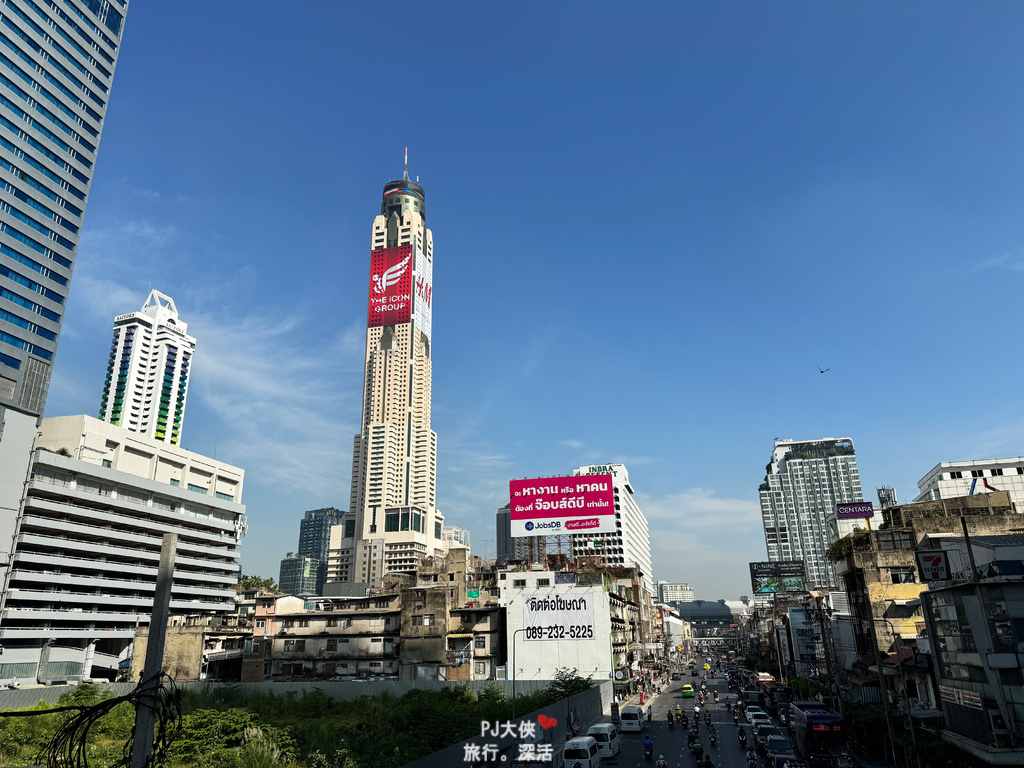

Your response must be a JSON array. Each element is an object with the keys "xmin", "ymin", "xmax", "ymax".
[
  {"xmin": 345, "ymin": 520, "xmax": 356, "ymax": 538},
  {"xmin": 513, "ymin": 579, "xmax": 526, "ymax": 588},
  {"xmin": 326, "ymin": 639, "xmax": 337, "ymax": 652},
  {"xmin": 283, "ymin": 639, "xmax": 306, "ymax": 652},
  {"xmin": 992, "ymin": 468, "xmax": 1004, "ymax": 476},
  {"xmin": 187, "ymin": 483, "xmax": 207, "ymax": 493},
  {"xmin": 282, "ymin": 620, "xmax": 294, "ymax": 628},
  {"xmin": 890, "ymin": 567, "xmax": 916, "ymax": 584},
  {"xmin": 169, "ymin": 478, "xmax": 179, "ymax": 486},
  {"xmin": 299, "ymin": 619, "xmax": 309, "ymax": 628},
  {"xmin": 536, "ymin": 579, "xmax": 550, "ymax": 586},
  {"xmin": 475, "ymin": 662, "xmax": 486, "ymax": 675},
  {"xmin": 261, "ymin": 600, "xmax": 274, "ymax": 608},
  {"xmin": 369, "ymin": 617, "xmax": 384, "ymax": 627},
  {"xmin": 255, "ymin": 619, "xmax": 265, "ymax": 629},
  {"xmin": 251, "ymin": 640, "xmax": 259, "ymax": 653},
  {"xmin": 375, "ymin": 601, "xmax": 389, "ymax": 608},
  {"xmin": 949, "ymin": 471, "xmax": 962, "ymax": 479},
  {"xmin": 385, "ymin": 512, "xmax": 399, "ymax": 532},
  {"xmin": 101, "ymin": 459, "xmax": 111, "ymax": 468},
  {"xmin": 215, "ymin": 491, "xmax": 233, "ymax": 500},
  {"xmin": 475, "ymin": 637, "xmax": 486, "ymax": 649},
  {"xmin": 971, "ymin": 470, "xmax": 984, "ymax": 478}
]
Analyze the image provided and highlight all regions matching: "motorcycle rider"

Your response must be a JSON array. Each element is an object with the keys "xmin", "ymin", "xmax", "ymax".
[
  {"xmin": 656, "ymin": 757, "xmax": 668, "ymax": 768},
  {"xmin": 667, "ymin": 710, "xmax": 674, "ymax": 727},
  {"xmin": 647, "ymin": 705, "xmax": 652, "ymax": 723},
  {"xmin": 643, "ymin": 735, "xmax": 654, "ymax": 755},
  {"xmin": 733, "ymin": 709, "xmax": 740, "ymax": 724},
  {"xmin": 746, "ymin": 746, "xmax": 757, "ymax": 766}
]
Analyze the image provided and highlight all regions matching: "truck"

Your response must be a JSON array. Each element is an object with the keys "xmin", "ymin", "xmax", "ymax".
[
  {"xmin": 740, "ymin": 689, "xmax": 766, "ymax": 709},
  {"xmin": 789, "ymin": 702, "xmax": 845, "ymax": 768}
]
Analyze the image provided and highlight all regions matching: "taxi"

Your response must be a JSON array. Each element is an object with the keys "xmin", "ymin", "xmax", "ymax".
[
  {"xmin": 680, "ymin": 684, "xmax": 696, "ymax": 698},
  {"xmin": 703, "ymin": 663, "xmax": 711, "ymax": 671}
]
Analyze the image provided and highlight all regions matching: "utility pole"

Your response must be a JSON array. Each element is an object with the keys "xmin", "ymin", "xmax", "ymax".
[{"xmin": 130, "ymin": 534, "xmax": 177, "ymax": 768}]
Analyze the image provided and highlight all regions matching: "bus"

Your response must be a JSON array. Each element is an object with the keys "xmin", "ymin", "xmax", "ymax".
[{"xmin": 789, "ymin": 701, "xmax": 845, "ymax": 767}]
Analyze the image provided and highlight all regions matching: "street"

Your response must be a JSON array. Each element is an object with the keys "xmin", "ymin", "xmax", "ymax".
[{"xmin": 604, "ymin": 667, "xmax": 761, "ymax": 768}]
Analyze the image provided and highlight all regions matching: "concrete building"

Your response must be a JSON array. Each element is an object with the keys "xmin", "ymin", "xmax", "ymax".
[
  {"xmin": 332, "ymin": 162, "xmax": 444, "ymax": 587},
  {"xmin": 571, "ymin": 464, "xmax": 654, "ymax": 595},
  {"xmin": 920, "ymin": 534, "xmax": 1024, "ymax": 762},
  {"xmin": 129, "ymin": 613, "xmax": 251, "ymax": 683},
  {"xmin": 0, "ymin": 0, "xmax": 131, "ymax": 600},
  {"xmin": 278, "ymin": 554, "xmax": 320, "ymax": 596},
  {"xmin": 759, "ymin": 437, "xmax": 865, "ymax": 589},
  {"xmin": 916, "ymin": 456, "xmax": 1024, "ymax": 512},
  {"xmin": 0, "ymin": 415, "xmax": 245, "ymax": 684},
  {"xmin": 243, "ymin": 549, "xmax": 502, "ymax": 682},
  {"xmin": 500, "ymin": 569, "xmax": 614, "ymax": 684},
  {"xmin": 441, "ymin": 525, "xmax": 471, "ymax": 552},
  {"xmin": 97, "ymin": 290, "xmax": 195, "ymax": 446},
  {"xmin": 657, "ymin": 581, "xmax": 694, "ymax": 604},
  {"xmin": 496, "ymin": 503, "xmax": 549, "ymax": 565}
]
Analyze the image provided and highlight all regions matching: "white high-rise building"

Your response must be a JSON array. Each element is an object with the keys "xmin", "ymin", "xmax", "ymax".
[
  {"xmin": 759, "ymin": 437, "xmax": 864, "ymax": 589},
  {"xmin": 0, "ymin": 415, "xmax": 244, "ymax": 685},
  {"xmin": 915, "ymin": 457, "xmax": 1024, "ymax": 512},
  {"xmin": 98, "ymin": 290, "xmax": 195, "ymax": 446},
  {"xmin": 329, "ymin": 159, "xmax": 443, "ymax": 587},
  {"xmin": 658, "ymin": 581, "xmax": 695, "ymax": 603},
  {"xmin": 571, "ymin": 464, "xmax": 654, "ymax": 595}
]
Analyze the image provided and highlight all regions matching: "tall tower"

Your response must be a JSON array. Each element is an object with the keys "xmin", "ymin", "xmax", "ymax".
[
  {"xmin": 0, "ymin": 0, "xmax": 130, "ymax": 569},
  {"xmin": 98, "ymin": 290, "xmax": 195, "ymax": 445},
  {"xmin": 758, "ymin": 437, "xmax": 864, "ymax": 589},
  {"xmin": 336, "ymin": 154, "xmax": 443, "ymax": 586}
]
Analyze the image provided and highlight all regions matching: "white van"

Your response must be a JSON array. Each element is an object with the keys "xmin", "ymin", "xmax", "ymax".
[
  {"xmin": 562, "ymin": 736, "xmax": 602, "ymax": 768},
  {"xmin": 619, "ymin": 705, "xmax": 645, "ymax": 733},
  {"xmin": 586, "ymin": 723, "xmax": 620, "ymax": 757}
]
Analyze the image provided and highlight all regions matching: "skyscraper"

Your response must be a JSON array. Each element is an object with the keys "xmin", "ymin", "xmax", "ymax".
[
  {"xmin": 758, "ymin": 437, "xmax": 864, "ymax": 589},
  {"xmin": 0, "ymin": 0, "xmax": 130, "ymax": 571},
  {"xmin": 330, "ymin": 156, "xmax": 443, "ymax": 586},
  {"xmin": 279, "ymin": 506, "xmax": 344, "ymax": 595},
  {"xmin": 98, "ymin": 290, "xmax": 195, "ymax": 445},
  {"xmin": 572, "ymin": 463, "xmax": 654, "ymax": 595}
]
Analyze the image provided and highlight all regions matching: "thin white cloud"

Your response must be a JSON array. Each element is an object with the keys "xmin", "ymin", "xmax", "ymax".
[{"xmin": 973, "ymin": 245, "xmax": 1024, "ymax": 272}]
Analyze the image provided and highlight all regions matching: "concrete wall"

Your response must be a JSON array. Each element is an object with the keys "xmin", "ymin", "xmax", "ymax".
[
  {"xmin": 405, "ymin": 680, "xmax": 613, "ymax": 768},
  {"xmin": 130, "ymin": 625, "xmax": 204, "ymax": 682}
]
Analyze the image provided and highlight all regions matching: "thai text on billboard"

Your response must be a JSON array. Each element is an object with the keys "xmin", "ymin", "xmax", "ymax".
[
  {"xmin": 522, "ymin": 593, "xmax": 596, "ymax": 641},
  {"xmin": 836, "ymin": 501, "xmax": 874, "ymax": 519},
  {"xmin": 509, "ymin": 475, "xmax": 615, "ymax": 537},
  {"xmin": 749, "ymin": 561, "xmax": 807, "ymax": 593},
  {"xmin": 368, "ymin": 245, "xmax": 414, "ymax": 327}
]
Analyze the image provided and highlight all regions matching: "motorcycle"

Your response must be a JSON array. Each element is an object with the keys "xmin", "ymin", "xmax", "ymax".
[
  {"xmin": 733, "ymin": 710, "xmax": 740, "ymax": 725},
  {"xmin": 690, "ymin": 741, "xmax": 704, "ymax": 759},
  {"xmin": 738, "ymin": 729, "xmax": 747, "ymax": 748},
  {"xmin": 644, "ymin": 745, "xmax": 653, "ymax": 761},
  {"xmin": 709, "ymin": 731, "xmax": 717, "ymax": 747},
  {"xmin": 668, "ymin": 717, "xmax": 674, "ymax": 729},
  {"xmin": 714, "ymin": 693, "xmax": 719, "ymax": 703}
]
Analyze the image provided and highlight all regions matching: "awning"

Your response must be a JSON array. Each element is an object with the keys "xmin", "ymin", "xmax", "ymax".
[
  {"xmin": 447, "ymin": 633, "xmax": 474, "ymax": 639},
  {"xmin": 890, "ymin": 599, "xmax": 920, "ymax": 607}
]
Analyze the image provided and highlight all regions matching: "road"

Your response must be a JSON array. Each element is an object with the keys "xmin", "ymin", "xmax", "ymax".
[{"xmin": 604, "ymin": 665, "xmax": 762, "ymax": 768}]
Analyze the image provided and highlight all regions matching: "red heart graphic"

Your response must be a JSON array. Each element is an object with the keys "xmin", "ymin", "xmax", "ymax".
[{"xmin": 537, "ymin": 715, "xmax": 558, "ymax": 729}]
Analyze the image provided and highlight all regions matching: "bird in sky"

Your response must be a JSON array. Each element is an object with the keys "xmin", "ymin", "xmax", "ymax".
[{"xmin": 818, "ymin": 366, "xmax": 830, "ymax": 374}]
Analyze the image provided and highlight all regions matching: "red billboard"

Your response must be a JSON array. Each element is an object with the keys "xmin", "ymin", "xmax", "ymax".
[
  {"xmin": 368, "ymin": 245, "xmax": 413, "ymax": 327},
  {"xmin": 509, "ymin": 475, "xmax": 616, "ymax": 537}
]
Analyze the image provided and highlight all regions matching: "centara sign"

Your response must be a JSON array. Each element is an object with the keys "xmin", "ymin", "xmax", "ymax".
[{"xmin": 509, "ymin": 475, "xmax": 616, "ymax": 537}]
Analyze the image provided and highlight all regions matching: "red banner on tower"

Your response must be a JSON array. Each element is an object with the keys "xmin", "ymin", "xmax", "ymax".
[{"xmin": 368, "ymin": 245, "xmax": 413, "ymax": 327}]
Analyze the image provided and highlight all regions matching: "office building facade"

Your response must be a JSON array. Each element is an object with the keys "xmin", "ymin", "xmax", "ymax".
[
  {"xmin": 278, "ymin": 554, "xmax": 320, "ymax": 596},
  {"xmin": 759, "ymin": 437, "xmax": 864, "ymax": 589},
  {"xmin": 571, "ymin": 464, "xmax": 654, "ymax": 595},
  {"xmin": 98, "ymin": 290, "xmax": 195, "ymax": 445},
  {"xmin": 658, "ymin": 581, "xmax": 695, "ymax": 604},
  {"xmin": 0, "ymin": 0, "xmax": 130, "ymax": 584},
  {"xmin": 0, "ymin": 414, "xmax": 244, "ymax": 684},
  {"xmin": 331, "ymin": 162, "xmax": 443, "ymax": 586},
  {"xmin": 916, "ymin": 456, "xmax": 1024, "ymax": 512}
]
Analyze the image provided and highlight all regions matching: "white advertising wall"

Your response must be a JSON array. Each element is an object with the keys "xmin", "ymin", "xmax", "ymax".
[{"xmin": 505, "ymin": 584, "xmax": 612, "ymax": 682}]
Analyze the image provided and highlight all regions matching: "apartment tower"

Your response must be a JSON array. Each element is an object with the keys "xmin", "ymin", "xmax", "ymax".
[
  {"xmin": 98, "ymin": 290, "xmax": 195, "ymax": 445},
  {"xmin": 758, "ymin": 437, "xmax": 864, "ymax": 589},
  {"xmin": 331, "ymin": 155, "xmax": 443, "ymax": 586},
  {"xmin": 0, "ymin": 0, "xmax": 130, "ymax": 578}
]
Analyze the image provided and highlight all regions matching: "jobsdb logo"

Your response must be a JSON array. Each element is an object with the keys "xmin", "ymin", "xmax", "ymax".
[{"xmin": 524, "ymin": 521, "xmax": 560, "ymax": 532}]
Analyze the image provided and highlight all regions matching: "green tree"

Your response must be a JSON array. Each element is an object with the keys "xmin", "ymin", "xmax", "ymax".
[{"xmin": 240, "ymin": 575, "xmax": 282, "ymax": 593}]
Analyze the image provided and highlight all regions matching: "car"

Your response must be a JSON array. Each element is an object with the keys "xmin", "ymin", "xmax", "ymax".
[
  {"xmin": 749, "ymin": 712, "xmax": 772, "ymax": 728},
  {"xmin": 681, "ymin": 685, "xmax": 695, "ymax": 698},
  {"xmin": 754, "ymin": 724, "xmax": 782, "ymax": 754},
  {"xmin": 671, "ymin": 672, "xmax": 682, "ymax": 681},
  {"xmin": 744, "ymin": 705, "xmax": 765, "ymax": 721},
  {"xmin": 766, "ymin": 736, "xmax": 796, "ymax": 763}
]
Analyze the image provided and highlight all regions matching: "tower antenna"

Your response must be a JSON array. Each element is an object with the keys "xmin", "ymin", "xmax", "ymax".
[{"xmin": 403, "ymin": 147, "xmax": 409, "ymax": 181}]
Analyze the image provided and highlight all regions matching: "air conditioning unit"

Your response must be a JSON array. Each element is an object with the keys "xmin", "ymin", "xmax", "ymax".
[{"xmin": 989, "ymin": 711, "xmax": 1010, "ymax": 734}]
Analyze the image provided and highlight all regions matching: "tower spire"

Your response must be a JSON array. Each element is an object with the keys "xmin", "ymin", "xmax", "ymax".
[{"xmin": 403, "ymin": 147, "xmax": 409, "ymax": 181}]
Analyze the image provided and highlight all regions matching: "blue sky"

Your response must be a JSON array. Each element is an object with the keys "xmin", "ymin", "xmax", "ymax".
[{"xmin": 43, "ymin": 2, "xmax": 1024, "ymax": 599}]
